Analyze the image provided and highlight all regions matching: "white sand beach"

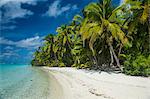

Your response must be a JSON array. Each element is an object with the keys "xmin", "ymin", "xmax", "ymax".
[{"xmin": 43, "ymin": 67, "xmax": 150, "ymax": 99}]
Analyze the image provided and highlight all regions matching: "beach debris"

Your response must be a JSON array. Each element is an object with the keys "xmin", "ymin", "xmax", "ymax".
[
  {"xmin": 89, "ymin": 88, "xmax": 114, "ymax": 99},
  {"xmin": 89, "ymin": 88, "xmax": 103, "ymax": 96}
]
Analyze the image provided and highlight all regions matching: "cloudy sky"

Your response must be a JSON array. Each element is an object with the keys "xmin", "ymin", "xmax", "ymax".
[{"xmin": 0, "ymin": 0, "xmax": 122, "ymax": 64}]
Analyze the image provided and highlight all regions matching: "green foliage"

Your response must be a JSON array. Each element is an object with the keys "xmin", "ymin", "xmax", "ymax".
[{"xmin": 124, "ymin": 54, "xmax": 150, "ymax": 76}]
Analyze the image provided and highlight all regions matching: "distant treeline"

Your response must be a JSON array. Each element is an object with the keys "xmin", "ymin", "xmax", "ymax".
[{"xmin": 31, "ymin": 0, "xmax": 150, "ymax": 76}]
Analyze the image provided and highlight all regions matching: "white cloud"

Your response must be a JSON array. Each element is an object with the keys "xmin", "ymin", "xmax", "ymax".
[
  {"xmin": 1, "ymin": 25, "xmax": 16, "ymax": 30},
  {"xmin": 0, "ymin": 0, "xmax": 46, "ymax": 30},
  {"xmin": 0, "ymin": 37, "xmax": 14, "ymax": 45},
  {"xmin": 4, "ymin": 46, "xmax": 13, "ymax": 50},
  {"xmin": 0, "ymin": 36, "xmax": 43, "ymax": 49},
  {"xmin": 0, "ymin": 50, "xmax": 19, "ymax": 59},
  {"xmin": 3, "ymin": 2, "xmax": 33, "ymax": 19},
  {"xmin": 72, "ymin": 5, "xmax": 78, "ymax": 10},
  {"xmin": 16, "ymin": 36, "xmax": 43, "ymax": 49},
  {"xmin": 44, "ymin": 0, "xmax": 78, "ymax": 17},
  {"xmin": 0, "ymin": 10, "xmax": 2, "ymax": 21},
  {"xmin": 0, "ymin": 0, "xmax": 36, "ymax": 21},
  {"xmin": 0, "ymin": 51, "xmax": 18, "ymax": 57},
  {"xmin": 0, "ymin": 0, "xmax": 40, "ymax": 6}
]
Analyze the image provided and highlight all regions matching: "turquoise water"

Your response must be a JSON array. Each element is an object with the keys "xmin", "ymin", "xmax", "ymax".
[{"xmin": 0, "ymin": 64, "xmax": 51, "ymax": 99}]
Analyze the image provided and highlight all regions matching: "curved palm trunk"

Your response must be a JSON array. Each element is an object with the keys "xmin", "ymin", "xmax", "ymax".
[
  {"xmin": 93, "ymin": 55, "xmax": 98, "ymax": 69},
  {"xmin": 108, "ymin": 42, "xmax": 123, "ymax": 71},
  {"xmin": 91, "ymin": 47, "xmax": 99, "ymax": 69},
  {"xmin": 109, "ymin": 48, "xmax": 114, "ymax": 66},
  {"xmin": 54, "ymin": 53, "xmax": 58, "ymax": 65},
  {"xmin": 118, "ymin": 44, "xmax": 123, "ymax": 56}
]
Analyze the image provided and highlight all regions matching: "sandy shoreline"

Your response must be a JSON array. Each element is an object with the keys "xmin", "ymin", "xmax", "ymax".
[{"xmin": 43, "ymin": 67, "xmax": 150, "ymax": 99}]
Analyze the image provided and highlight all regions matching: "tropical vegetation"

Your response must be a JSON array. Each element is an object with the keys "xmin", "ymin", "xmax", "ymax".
[{"xmin": 31, "ymin": 0, "xmax": 150, "ymax": 76}]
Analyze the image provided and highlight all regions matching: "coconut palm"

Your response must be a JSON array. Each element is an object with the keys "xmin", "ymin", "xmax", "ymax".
[
  {"xmin": 80, "ymin": 0, "xmax": 130, "ymax": 70},
  {"xmin": 124, "ymin": 0, "xmax": 150, "ymax": 52}
]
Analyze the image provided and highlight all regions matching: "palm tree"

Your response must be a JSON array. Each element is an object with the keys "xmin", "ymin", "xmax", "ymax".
[
  {"xmin": 56, "ymin": 25, "xmax": 72, "ymax": 47},
  {"xmin": 52, "ymin": 25, "xmax": 74, "ymax": 66},
  {"xmin": 123, "ymin": 0, "xmax": 150, "ymax": 52},
  {"xmin": 44, "ymin": 34, "xmax": 55, "ymax": 59},
  {"xmin": 80, "ymin": 0, "xmax": 130, "ymax": 70}
]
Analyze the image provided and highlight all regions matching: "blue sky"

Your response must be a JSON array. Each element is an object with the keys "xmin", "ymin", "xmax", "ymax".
[{"xmin": 0, "ymin": 0, "xmax": 122, "ymax": 64}]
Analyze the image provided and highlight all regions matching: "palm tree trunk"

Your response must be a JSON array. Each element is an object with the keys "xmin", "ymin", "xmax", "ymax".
[
  {"xmin": 118, "ymin": 44, "xmax": 123, "ymax": 56},
  {"xmin": 108, "ymin": 42, "xmax": 123, "ymax": 71},
  {"xmin": 109, "ymin": 48, "xmax": 114, "ymax": 66},
  {"xmin": 93, "ymin": 55, "xmax": 98, "ymax": 69},
  {"xmin": 91, "ymin": 47, "xmax": 99, "ymax": 69},
  {"xmin": 54, "ymin": 53, "xmax": 58, "ymax": 65}
]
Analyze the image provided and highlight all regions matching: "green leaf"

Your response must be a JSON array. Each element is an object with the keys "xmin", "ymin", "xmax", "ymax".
[{"xmin": 63, "ymin": 36, "xmax": 67, "ymax": 45}]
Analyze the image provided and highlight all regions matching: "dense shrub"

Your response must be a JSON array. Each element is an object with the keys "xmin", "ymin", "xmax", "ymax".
[{"xmin": 124, "ymin": 54, "xmax": 150, "ymax": 76}]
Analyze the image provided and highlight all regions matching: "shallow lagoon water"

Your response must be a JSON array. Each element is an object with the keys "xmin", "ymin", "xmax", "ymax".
[{"xmin": 0, "ymin": 64, "xmax": 50, "ymax": 99}]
